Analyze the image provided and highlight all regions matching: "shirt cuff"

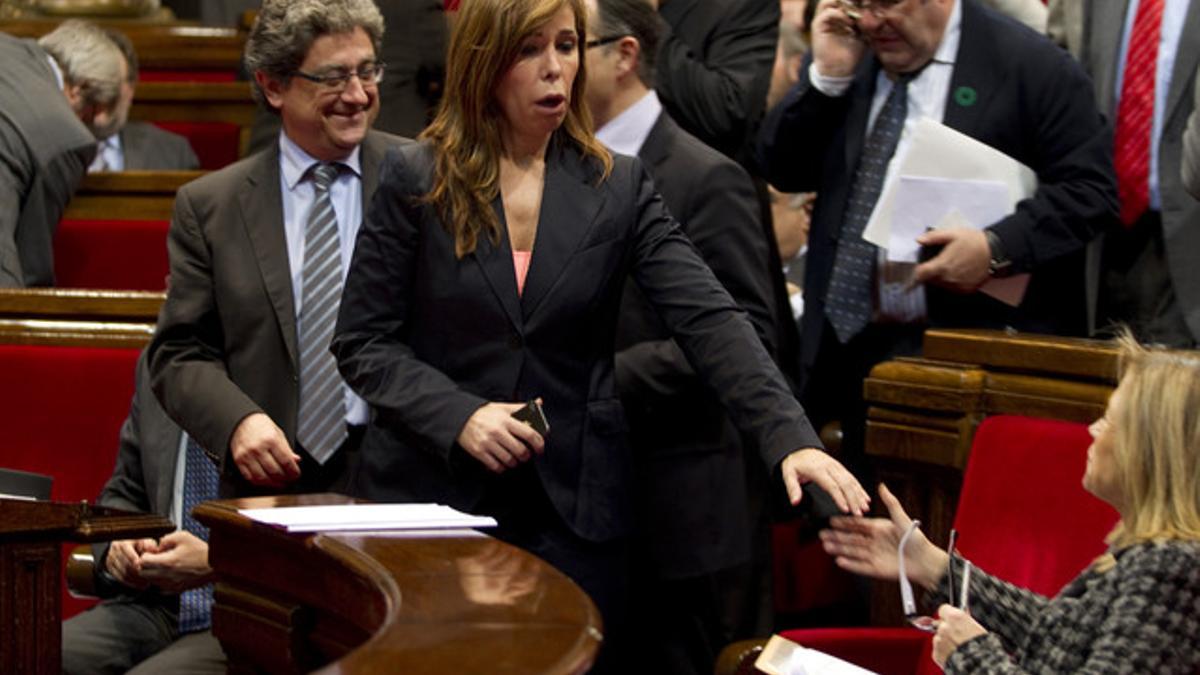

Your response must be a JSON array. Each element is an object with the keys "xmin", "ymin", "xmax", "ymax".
[{"xmin": 809, "ymin": 62, "xmax": 854, "ymax": 97}]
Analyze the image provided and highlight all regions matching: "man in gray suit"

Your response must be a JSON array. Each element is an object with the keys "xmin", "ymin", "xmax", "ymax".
[
  {"xmin": 0, "ymin": 20, "xmax": 125, "ymax": 287},
  {"xmin": 1063, "ymin": 0, "xmax": 1200, "ymax": 347},
  {"xmin": 61, "ymin": 355, "xmax": 225, "ymax": 675},
  {"xmin": 147, "ymin": 0, "xmax": 408, "ymax": 497},
  {"xmin": 89, "ymin": 29, "xmax": 201, "ymax": 173}
]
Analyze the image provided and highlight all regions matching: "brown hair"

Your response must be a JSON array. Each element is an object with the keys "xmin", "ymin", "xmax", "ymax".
[{"xmin": 420, "ymin": 0, "xmax": 612, "ymax": 258}]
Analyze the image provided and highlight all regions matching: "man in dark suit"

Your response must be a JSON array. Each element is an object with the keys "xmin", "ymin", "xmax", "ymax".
[
  {"xmin": 584, "ymin": 0, "xmax": 779, "ymax": 670},
  {"xmin": 1061, "ymin": 0, "xmax": 1200, "ymax": 348},
  {"xmin": 147, "ymin": 0, "xmax": 409, "ymax": 497},
  {"xmin": 61, "ymin": 355, "xmax": 225, "ymax": 675},
  {"xmin": 89, "ymin": 29, "xmax": 201, "ymax": 173},
  {"xmin": 0, "ymin": 20, "xmax": 125, "ymax": 287},
  {"xmin": 758, "ymin": 0, "xmax": 1117, "ymax": 472}
]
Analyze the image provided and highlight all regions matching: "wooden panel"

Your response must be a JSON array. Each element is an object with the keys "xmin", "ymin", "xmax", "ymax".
[
  {"xmin": 0, "ymin": 20, "xmax": 244, "ymax": 72},
  {"xmin": 0, "ymin": 289, "xmax": 160, "ymax": 348},
  {"xmin": 64, "ymin": 170, "xmax": 202, "ymax": 221}
]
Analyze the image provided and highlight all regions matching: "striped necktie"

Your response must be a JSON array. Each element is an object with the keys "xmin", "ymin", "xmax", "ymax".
[
  {"xmin": 296, "ymin": 162, "xmax": 347, "ymax": 465},
  {"xmin": 178, "ymin": 436, "xmax": 218, "ymax": 633},
  {"xmin": 825, "ymin": 73, "xmax": 912, "ymax": 343},
  {"xmin": 1113, "ymin": 0, "xmax": 1164, "ymax": 226}
]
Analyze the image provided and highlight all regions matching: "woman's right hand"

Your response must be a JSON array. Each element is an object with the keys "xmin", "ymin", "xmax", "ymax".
[
  {"xmin": 457, "ymin": 402, "xmax": 545, "ymax": 473},
  {"xmin": 819, "ymin": 483, "xmax": 949, "ymax": 590}
]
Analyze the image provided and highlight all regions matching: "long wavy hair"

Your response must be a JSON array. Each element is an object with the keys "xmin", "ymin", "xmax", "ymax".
[
  {"xmin": 420, "ymin": 0, "xmax": 612, "ymax": 258},
  {"xmin": 1095, "ymin": 332, "xmax": 1200, "ymax": 571}
]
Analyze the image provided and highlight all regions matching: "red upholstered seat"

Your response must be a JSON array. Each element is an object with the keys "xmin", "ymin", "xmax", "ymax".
[
  {"xmin": 151, "ymin": 120, "xmax": 240, "ymax": 170},
  {"xmin": 779, "ymin": 415, "xmax": 1120, "ymax": 674},
  {"xmin": 0, "ymin": 345, "xmax": 141, "ymax": 618},
  {"xmin": 54, "ymin": 218, "xmax": 170, "ymax": 291}
]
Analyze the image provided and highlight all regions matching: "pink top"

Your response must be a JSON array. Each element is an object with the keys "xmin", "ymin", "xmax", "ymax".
[{"xmin": 512, "ymin": 250, "xmax": 532, "ymax": 296}]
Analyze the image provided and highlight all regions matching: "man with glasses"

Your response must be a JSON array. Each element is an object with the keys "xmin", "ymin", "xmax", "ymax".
[
  {"xmin": 147, "ymin": 0, "xmax": 409, "ymax": 497},
  {"xmin": 757, "ymin": 0, "xmax": 1116, "ymax": 480}
]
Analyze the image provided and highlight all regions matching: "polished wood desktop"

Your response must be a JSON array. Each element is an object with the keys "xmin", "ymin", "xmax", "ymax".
[{"xmin": 195, "ymin": 494, "xmax": 602, "ymax": 674}]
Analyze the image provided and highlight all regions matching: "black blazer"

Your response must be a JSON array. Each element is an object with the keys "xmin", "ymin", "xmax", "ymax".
[
  {"xmin": 758, "ymin": 0, "xmax": 1118, "ymax": 371},
  {"xmin": 615, "ymin": 113, "xmax": 776, "ymax": 577},
  {"xmin": 333, "ymin": 139, "xmax": 820, "ymax": 543}
]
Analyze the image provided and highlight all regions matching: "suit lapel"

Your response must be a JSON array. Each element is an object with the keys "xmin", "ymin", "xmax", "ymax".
[
  {"xmin": 639, "ymin": 114, "xmax": 672, "ymax": 172},
  {"xmin": 843, "ymin": 57, "xmax": 877, "ymax": 179},
  {"xmin": 239, "ymin": 146, "xmax": 299, "ymax": 368},
  {"xmin": 943, "ymin": 0, "xmax": 1001, "ymax": 138},
  {"xmin": 1166, "ymin": 3, "xmax": 1200, "ymax": 126},
  {"xmin": 359, "ymin": 130, "xmax": 386, "ymax": 206},
  {"xmin": 519, "ymin": 145, "xmax": 602, "ymax": 319},
  {"xmin": 1088, "ymin": 1, "xmax": 1132, "ymax": 115},
  {"xmin": 472, "ymin": 197, "xmax": 525, "ymax": 333}
]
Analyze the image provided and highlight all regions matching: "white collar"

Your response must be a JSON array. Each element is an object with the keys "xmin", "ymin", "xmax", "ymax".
[
  {"xmin": 595, "ymin": 90, "xmax": 663, "ymax": 157},
  {"xmin": 279, "ymin": 130, "xmax": 362, "ymax": 190}
]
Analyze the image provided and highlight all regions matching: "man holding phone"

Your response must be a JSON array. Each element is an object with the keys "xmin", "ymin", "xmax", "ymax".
[{"xmin": 757, "ymin": 0, "xmax": 1117, "ymax": 474}]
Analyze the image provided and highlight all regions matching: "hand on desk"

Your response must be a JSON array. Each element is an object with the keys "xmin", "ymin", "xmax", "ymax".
[
  {"xmin": 913, "ymin": 227, "xmax": 991, "ymax": 293},
  {"xmin": 780, "ymin": 448, "xmax": 870, "ymax": 515},
  {"xmin": 457, "ymin": 402, "xmax": 545, "ymax": 473},
  {"xmin": 231, "ymin": 412, "xmax": 301, "ymax": 487},
  {"xmin": 138, "ymin": 531, "xmax": 213, "ymax": 593},
  {"xmin": 104, "ymin": 537, "xmax": 158, "ymax": 589},
  {"xmin": 819, "ymin": 484, "xmax": 948, "ymax": 589},
  {"xmin": 933, "ymin": 605, "xmax": 987, "ymax": 668}
]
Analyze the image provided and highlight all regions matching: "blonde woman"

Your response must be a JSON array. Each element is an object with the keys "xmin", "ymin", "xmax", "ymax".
[{"xmin": 820, "ymin": 335, "xmax": 1200, "ymax": 673}]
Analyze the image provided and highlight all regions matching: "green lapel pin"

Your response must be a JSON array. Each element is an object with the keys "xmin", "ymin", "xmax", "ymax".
[{"xmin": 954, "ymin": 86, "xmax": 978, "ymax": 107}]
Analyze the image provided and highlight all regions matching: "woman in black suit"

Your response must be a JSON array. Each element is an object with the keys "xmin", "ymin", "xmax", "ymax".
[{"xmin": 332, "ymin": 0, "xmax": 868, "ymax": 666}]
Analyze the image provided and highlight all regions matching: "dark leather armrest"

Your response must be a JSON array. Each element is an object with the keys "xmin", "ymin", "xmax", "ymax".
[{"xmin": 66, "ymin": 543, "xmax": 98, "ymax": 599}]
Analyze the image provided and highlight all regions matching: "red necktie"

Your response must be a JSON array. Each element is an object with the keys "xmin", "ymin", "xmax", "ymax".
[{"xmin": 1113, "ymin": 0, "xmax": 1164, "ymax": 226}]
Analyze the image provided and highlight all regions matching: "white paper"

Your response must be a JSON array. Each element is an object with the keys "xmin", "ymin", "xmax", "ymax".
[
  {"xmin": 886, "ymin": 177, "xmax": 1011, "ymax": 263},
  {"xmin": 755, "ymin": 635, "xmax": 880, "ymax": 675},
  {"xmin": 238, "ymin": 503, "xmax": 498, "ymax": 532},
  {"xmin": 863, "ymin": 118, "xmax": 1038, "ymax": 249}
]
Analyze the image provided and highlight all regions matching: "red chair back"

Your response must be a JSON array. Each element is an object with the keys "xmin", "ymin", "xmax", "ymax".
[{"xmin": 54, "ymin": 218, "xmax": 170, "ymax": 291}]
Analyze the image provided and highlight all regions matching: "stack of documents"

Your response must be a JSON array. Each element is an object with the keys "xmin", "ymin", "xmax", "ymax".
[
  {"xmin": 755, "ymin": 635, "xmax": 880, "ymax": 675},
  {"xmin": 863, "ymin": 118, "xmax": 1036, "ymax": 307},
  {"xmin": 239, "ymin": 503, "xmax": 498, "ymax": 533}
]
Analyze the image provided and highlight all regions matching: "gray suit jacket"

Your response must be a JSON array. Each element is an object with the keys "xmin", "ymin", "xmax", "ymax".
[
  {"xmin": 1079, "ymin": 2, "xmax": 1200, "ymax": 342},
  {"xmin": 0, "ymin": 33, "xmax": 95, "ymax": 287},
  {"xmin": 91, "ymin": 352, "xmax": 185, "ymax": 598},
  {"xmin": 1184, "ymin": 64, "xmax": 1200, "ymax": 200},
  {"xmin": 120, "ymin": 122, "xmax": 200, "ymax": 171},
  {"xmin": 147, "ymin": 130, "xmax": 408, "ymax": 494}
]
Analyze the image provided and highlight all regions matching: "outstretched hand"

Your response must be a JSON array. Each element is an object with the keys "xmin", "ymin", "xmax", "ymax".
[
  {"xmin": 780, "ymin": 448, "xmax": 870, "ymax": 515},
  {"xmin": 819, "ymin": 483, "xmax": 948, "ymax": 588}
]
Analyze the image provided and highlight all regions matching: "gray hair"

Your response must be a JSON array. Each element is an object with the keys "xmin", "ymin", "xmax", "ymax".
[
  {"xmin": 37, "ymin": 19, "xmax": 124, "ymax": 108},
  {"xmin": 245, "ymin": 0, "xmax": 385, "ymax": 111}
]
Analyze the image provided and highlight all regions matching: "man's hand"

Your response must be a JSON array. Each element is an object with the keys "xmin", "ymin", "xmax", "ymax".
[
  {"xmin": 932, "ymin": 605, "xmax": 987, "ymax": 668},
  {"xmin": 230, "ymin": 412, "xmax": 301, "ymax": 487},
  {"xmin": 104, "ymin": 538, "xmax": 157, "ymax": 589},
  {"xmin": 912, "ymin": 227, "xmax": 991, "ymax": 293},
  {"xmin": 137, "ymin": 531, "xmax": 213, "ymax": 594},
  {"xmin": 457, "ymin": 402, "xmax": 545, "ymax": 473},
  {"xmin": 780, "ymin": 447, "xmax": 870, "ymax": 515},
  {"xmin": 811, "ymin": 0, "xmax": 868, "ymax": 78}
]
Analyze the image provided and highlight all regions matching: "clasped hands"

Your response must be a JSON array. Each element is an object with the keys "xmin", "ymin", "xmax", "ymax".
[
  {"xmin": 104, "ymin": 531, "xmax": 212, "ymax": 593},
  {"xmin": 819, "ymin": 484, "xmax": 987, "ymax": 667}
]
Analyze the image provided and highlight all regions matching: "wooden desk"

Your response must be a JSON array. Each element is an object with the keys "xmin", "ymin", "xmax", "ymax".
[
  {"xmin": 64, "ymin": 170, "xmax": 203, "ymax": 221},
  {"xmin": 195, "ymin": 494, "xmax": 602, "ymax": 674},
  {"xmin": 0, "ymin": 288, "xmax": 161, "ymax": 347},
  {"xmin": 0, "ymin": 499, "xmax": 172, "ymax": 673}
]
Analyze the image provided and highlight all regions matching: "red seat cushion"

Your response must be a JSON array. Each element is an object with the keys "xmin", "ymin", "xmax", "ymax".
[
  {"xmin": 151, "ymin": 121, "xmax": 240, "ymax": 170},
  {"xmin": 54, "ymin": 219, "xmax": 169, "ymax": 291},
  {"xmin": 0, "ymin": 345, "xmax": 140, "ymax": 618},
  {"xmin": 953, "ymin": 415, "xmax": 1120, "ymax": 597}
]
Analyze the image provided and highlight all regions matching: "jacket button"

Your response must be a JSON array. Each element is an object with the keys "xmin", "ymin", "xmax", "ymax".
[{"xmin": 509, "ymin": 333, "xmax": 523, "ymax": 350}]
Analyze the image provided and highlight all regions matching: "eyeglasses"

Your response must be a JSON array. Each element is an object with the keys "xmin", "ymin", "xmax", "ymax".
[
  {"xmin": 898, "ymin": 521, "xmax": 971, "ymax": 632},
  {"xmin": 585, "ymin": 34, "xmax": 627, "ymax": 49},
  {"xmin": 293, "ymin": 62, "xmax": 386, "ymax": 92},
  {"xmin": 839, "ymin": 0, "xmax": 906, "ymax": 19}
]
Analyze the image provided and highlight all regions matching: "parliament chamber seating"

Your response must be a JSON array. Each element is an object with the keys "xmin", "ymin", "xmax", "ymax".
[
  {"xmin": 0, "ymin": 289, "xmax": 161, "ymax": 619},
  {"xmin": 719, "ymin": 329, "xmax": 1123, "ymax": 675}
]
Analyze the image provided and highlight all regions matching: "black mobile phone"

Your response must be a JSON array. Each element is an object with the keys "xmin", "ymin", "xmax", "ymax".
[{"xmin": 512, "ymin": 399, "xmax": 550, "ymax": 436}]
